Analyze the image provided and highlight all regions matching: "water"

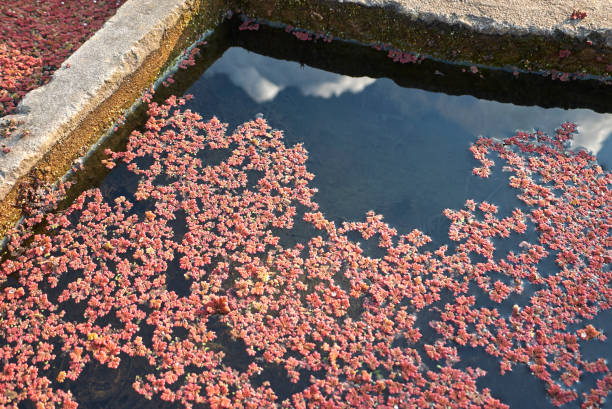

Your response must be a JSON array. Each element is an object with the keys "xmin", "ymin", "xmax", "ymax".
[
  {"xmin": 92, "ymin": 45, "xmax": 612, "ymax": 408},
  {"xmin": 6, "ymin": 21, "xmax": 612, "ymax": 409},
  {"xmin": 186, "ymin": 46, "xmax": 612, "ymax": 245}
]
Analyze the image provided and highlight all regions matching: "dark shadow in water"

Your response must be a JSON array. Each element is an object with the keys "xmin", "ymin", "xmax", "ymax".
[{"xmin": 225, "ymin": 16, "xmax": 612, "ymax": 114}]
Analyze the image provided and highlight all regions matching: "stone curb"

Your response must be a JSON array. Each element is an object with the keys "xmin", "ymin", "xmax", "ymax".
[
  {"xmin": 1, "ymin": 0, "xmax": 192, "ymax": 196},
  {"xmin": 0, "ymin": 0, "xmax": 211, "ymax": 234},
  {"xmin": 345, "ymin": 0, "xmax": 611, "ymax": 47}
]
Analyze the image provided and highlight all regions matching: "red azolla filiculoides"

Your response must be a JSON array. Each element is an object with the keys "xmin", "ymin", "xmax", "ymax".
[
  {"xmin": 0, "ymin": 93, "xmax": 609, "ymax": 409},
  {"xmin": 0, "ymin": 0, "xmax": 127, "ymax": 117}
]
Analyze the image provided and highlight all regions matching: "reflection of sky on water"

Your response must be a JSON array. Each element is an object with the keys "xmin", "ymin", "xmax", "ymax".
[
  {"xmin": 205, "ymin": 47, "xmax": 376, "ymax": 101},
  {"xmin": 203, "ymin": 47, "xmax": 612, "ymax": 163},
  {"xmin": 191, "ymin": 46, "xmax": 612, "ymax": 245}
]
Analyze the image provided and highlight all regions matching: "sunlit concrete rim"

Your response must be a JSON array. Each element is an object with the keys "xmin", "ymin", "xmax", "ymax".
[
  {"xmin": 340, "ymin": 0, "xmax": 612, "ymax": 46},
  {"xmin": 0, "ymin": 0, "xmax": 219, "ymax": 238},
  {"xmin": 0, "ymin": 0, "xmax": 195, "ymax": 201}
]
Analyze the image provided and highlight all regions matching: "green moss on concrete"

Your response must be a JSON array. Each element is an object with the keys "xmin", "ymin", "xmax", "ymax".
[{"xmin": 229, "ymin": 0, "xmax": 610, "ymax": 77}]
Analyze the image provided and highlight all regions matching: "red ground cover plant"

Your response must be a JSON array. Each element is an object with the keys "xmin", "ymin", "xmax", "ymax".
[
  {"xmin": 0, "ymin": 0, "xmax": 126, "ymax": 116},
  {"xmin": 0, "ymin": 94, "xmax": 610, "ymax": 408},
  {"xmin": 570, "ymin": 10, "xmax": 588, "ymax": 20}
]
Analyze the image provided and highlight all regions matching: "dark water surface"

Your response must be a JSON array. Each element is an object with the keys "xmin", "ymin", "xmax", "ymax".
[{"xmin": 84, "ymin": 45, "xmax": 612, "ymax": 409}]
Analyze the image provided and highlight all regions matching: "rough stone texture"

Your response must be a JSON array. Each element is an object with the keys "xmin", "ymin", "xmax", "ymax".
[
  {"xmin": 0, "ymin": 0, "xmax": 196, "ymax": 204},
  {"xmin": 342, "ymin": 0, "xmax": 612, "ymax": 46}
]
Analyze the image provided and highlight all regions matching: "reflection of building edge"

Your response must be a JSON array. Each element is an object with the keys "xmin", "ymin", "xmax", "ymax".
[
  {"xmin": 204, "ymin": 47, "xmax": 611, "ymax": 159},
  {"xmin": 222, "ymin": 16, "xmax": 612, "ymax": 114}
]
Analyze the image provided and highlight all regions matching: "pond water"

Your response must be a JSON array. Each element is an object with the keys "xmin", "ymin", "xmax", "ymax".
[
  {"xmin": 93, "ymin": 45, "xmax": 611, "ymax": 408},
  {"xmin": 189, "ymin": 46, "xmax": 612, "ymax": 243},
  {"xmin": 4, "ymin": 20, "xmax": 612, "ymax": 409}
]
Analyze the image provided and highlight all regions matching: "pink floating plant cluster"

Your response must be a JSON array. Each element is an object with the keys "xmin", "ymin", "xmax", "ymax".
[
  {"xmin": 284, "ymin": 25, "xmax": 332, "ymax": 43},
  {"xmin": 570, "ymin": 10, "xmax": 588, "ymax": 20},
  {"xmin": 0, "ymin": 93, "xmax": 610, "ymax": 408},
  {"xmin": 387, "ymin": 49, "xmax": 421, "ymax": 64},
  {"xmin": 175, "ymin": 42, "xmax": 206, "ymax": 72},
  {"xmin": 281, "ymin": 24, "xmax": 332, "ymax": 43},
  {"xmin": 239, "ymin": 18, "xmax": 260, "ymax": 31},
  {"xmin": 0, "ymin": 0, "xmax": 126, "ymax": 117},
  {"xmin": 450, "ymin": 123, "xmax": 611, "ymax": 406},
  {"xmin": 373, "ymin": 42, "xmax": 425, "ymax": 65}
]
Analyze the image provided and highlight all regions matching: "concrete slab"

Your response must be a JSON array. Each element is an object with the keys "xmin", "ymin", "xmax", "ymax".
[
  {"xmin": 0, "ymin": 0, "xmax": 218, "ymax": 234},
  {"xmin": 342, "ymin": 0, "xmax": 611, "ymax": 46}
]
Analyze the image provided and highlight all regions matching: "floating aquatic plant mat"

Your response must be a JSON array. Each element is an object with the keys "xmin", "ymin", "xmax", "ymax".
[
  {"xmin": 1, "ymin": 16, "xmax": 611, "ymax": 409},
  {"xmin": 1, "ymin": 93, "xmax": 610, "ymax": 408}
]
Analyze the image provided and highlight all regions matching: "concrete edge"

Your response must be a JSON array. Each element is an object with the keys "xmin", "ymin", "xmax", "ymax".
[
  {"xmin": 359, "ymin": 0, "xmax": 612, "ymax": 48},
  {"xmin": 0, "ymin": 0, "xmax": 223, "ymax": 235},
  {"xmin": 230, "ymin": 0, "xmax": 611, "ymax": 79},
  {"xmin": 1, "ymin": 0, "xmax": 190, "ymax": 197}
]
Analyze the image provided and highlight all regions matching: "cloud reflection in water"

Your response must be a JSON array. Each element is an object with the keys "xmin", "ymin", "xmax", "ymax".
[
  {"xmin": 205, "ymin": 47, "xmax": 375, "ymax": 102},
  {"xmin": 204, "ymin": 46, "xmax": 612, "ymax": 164}
]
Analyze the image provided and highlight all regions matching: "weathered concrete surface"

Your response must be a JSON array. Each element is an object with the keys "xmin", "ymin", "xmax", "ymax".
[
  {"xmin": 0, "ymin": 0, "xmax": 217, "ymax": 235},
  {"xmin": 1, "ymin": 0, "xmax": 190, "ymax": 193},
  {"xmin": 342, "ymin": 0, "xmax": 612, "ymax": 46},
  {"xmin": 235, "ymin": 0, "xmax": 611, "ymax": 88}
]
